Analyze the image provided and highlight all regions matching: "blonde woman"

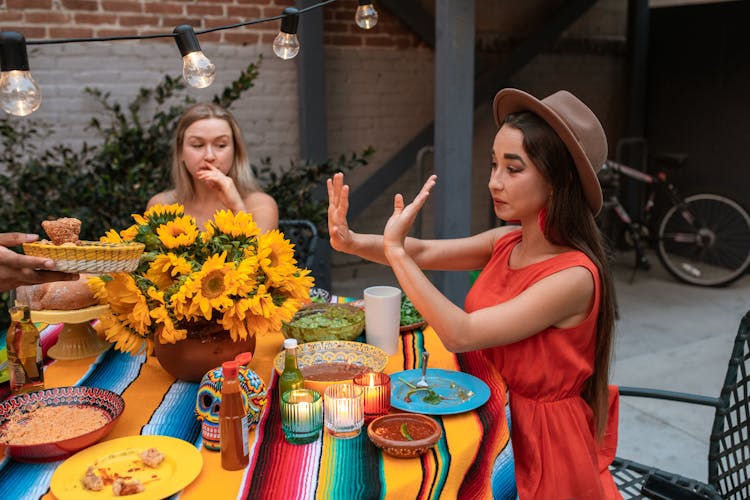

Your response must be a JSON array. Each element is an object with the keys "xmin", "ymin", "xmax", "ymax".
[{"xmin": 147, "ymin": 103, "xmax": 278, "ymax": 231}]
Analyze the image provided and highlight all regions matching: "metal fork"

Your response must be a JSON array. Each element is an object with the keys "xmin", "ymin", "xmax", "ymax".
[{"xmin": 416, "ymin": 351, "xmax": 430, "ymax": 387}]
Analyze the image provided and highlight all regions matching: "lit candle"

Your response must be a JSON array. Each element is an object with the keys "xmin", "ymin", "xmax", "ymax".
[
  {"xmin": 280, "ymin": 389, "xmax": 323, "ymax": 444},
  {"xmin": 324, "ymin": 383, "xmax": 364, "ymax": 439},
  {"xmin": 353, "ymin": 372, "xmax": 391, "ymax": 421}
]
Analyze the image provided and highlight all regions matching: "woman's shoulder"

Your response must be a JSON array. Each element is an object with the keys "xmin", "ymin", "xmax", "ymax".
[
  {"xmin": 244, "ymin": 190, "xmax": 277, "ymax": 207},
  {"xmin": 146, "ymin": 190, "xmax": 176, "ymax": 208}
]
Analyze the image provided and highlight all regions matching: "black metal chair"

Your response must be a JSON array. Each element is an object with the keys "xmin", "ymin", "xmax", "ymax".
[
  {"xmin": 278, "ymin": 219, "xmax": 318, "ymax": 271},
  {"xmin": 610, "ymin": 310, "xmax": 750, "ymax": 499}
]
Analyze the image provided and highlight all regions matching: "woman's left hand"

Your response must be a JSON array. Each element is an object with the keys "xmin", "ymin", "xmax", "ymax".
[{"xmin": 384, "ymin": 175, "xmax": 437, "ymax": 253}]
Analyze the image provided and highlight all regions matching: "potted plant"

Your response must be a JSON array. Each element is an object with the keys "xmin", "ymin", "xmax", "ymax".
[{"xmin": 90, "ymin": 204, "xmax": 313, "ymax": 381}]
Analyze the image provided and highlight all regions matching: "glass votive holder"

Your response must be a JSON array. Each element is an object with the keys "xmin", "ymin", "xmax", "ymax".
[
  {"xmin": 281, "ymin": 388, "xmax": 323, "ymax": 445},
  {"xmin": 353, "ymin": 372, "xmax": 391, "ymax": 422},
  {"xmin": 324, "ymin": 383, "xmax": 364, "ymax": 439}
]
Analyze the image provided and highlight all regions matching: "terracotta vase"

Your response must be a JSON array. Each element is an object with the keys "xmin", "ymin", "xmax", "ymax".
[{"xmin": 153, "ymin": 320, "xmax": 256, "ymax": 383}]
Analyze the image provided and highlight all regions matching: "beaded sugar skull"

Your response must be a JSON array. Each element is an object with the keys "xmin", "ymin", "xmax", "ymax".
[{"xmin": 195, "ymin": 364, "xmax": 267, "ymax": 450}]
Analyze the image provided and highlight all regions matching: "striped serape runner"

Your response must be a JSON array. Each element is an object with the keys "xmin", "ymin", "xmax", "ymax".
[
  {"xmin": 237, "ymin": 295, "xmax": 517, "ymax": 500},
  {"xmin": 0, "ymin": 296, "xmax": 517, "ymax": 500}
]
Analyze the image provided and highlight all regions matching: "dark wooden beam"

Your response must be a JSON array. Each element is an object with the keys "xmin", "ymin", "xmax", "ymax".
[
  {"xmin": 296, "ymin": 0, "xmax": 327, "ymax": 164},
  {"xmin": 378, "ymin": 0, "xmax": 435, "ymax": 47},
  {"xmin": 351, "ymin": 0, "xmax": 599, "ymax": 220}
]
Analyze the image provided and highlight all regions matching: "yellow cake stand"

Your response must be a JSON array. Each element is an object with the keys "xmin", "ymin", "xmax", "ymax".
[{"xmin": 30, "ymin": 304, "xmax": 111, "ymax": 360}]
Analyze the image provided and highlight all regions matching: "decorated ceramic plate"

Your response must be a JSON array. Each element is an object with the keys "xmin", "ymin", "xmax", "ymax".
[
  {"xmin": 50, "ymin": 435, "xmax": 203, "ymax": 500},
  {"xmin": 390, "ymin": 368, "xmax": 491, "ymax": 415},
  {"xmin": 0, "ymin": 386, "xmax": 124, "ymax": 462}
]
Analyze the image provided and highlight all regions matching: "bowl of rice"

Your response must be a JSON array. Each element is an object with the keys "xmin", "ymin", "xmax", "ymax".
[{"xmin": 0, "ymin": 386, "xmax": 124, "ymax": 462}]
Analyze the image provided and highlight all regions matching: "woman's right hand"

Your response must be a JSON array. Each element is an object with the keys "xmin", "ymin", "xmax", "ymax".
[{"xmin": 326, "ymin": 173, "xmax": 356, "ymax": 253}]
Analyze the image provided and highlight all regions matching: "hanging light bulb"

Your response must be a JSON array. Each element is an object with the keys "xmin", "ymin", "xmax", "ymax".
[
  {"xmin": 0, "ymin": 32, "xmax": 42, "ymax": 116},
  {"xmin": 355, "ymin": 0, "xmax": 379, "ymax": 30},
  {"xmin": 273, "ymin": 7, "xmax": 300, "ymax": 60},
  {"xmin": 173, "ymin": 25, "xmax": 215, "ymax": 89}
]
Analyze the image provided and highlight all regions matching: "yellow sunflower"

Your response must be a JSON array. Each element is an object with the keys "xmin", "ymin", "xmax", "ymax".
[
  {"xmin": 144, "ymin": 203, "xmax": 184, "ymax": 219},
  {"xmin": 145, "ymin": 253, "xmax": 193, "ymax": 290},
  {"xmin": 95, "ymin": 313, "xmax": 150, "ymax": 355},
  {"xmin": 177, "ymin": 252, "xmax": 238, "ymax": 320},
  {"xmin": 100, "ymin": 229, "xmax": 123, "ymax": 243},
  {"xmin": 95, "ymin": 204, "xmax": 313, "ymax": 357},
  {"xmin": 156, "ymin": 216, "xmax": 199, "ymax": 249},
  {"xmin": 257, "ymin": 230, "xmax": 298, "ymax": 286},
  {"xmin": 209, "ymin": 210, "xmax": 261, "ymax": 239}
]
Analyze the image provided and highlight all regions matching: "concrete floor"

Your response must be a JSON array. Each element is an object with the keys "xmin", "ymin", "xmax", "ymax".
[
  {"xmin": 611, "ymin": 250, "xmax": 750, "ymax": 482},
  {"xmin": 331, "ymin": 249, "xmax": 750, "ymax": 482}
]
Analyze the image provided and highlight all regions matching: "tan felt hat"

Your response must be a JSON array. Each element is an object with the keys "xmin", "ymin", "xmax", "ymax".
[{"xmin": 493, "ymin": 88, "xmax": 607, "ymax": 214}]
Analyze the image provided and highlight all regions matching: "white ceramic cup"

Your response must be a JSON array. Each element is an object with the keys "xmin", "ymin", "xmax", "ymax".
[{"xmin": 363, "ymin": 286, "xmax": 401, "ymax": 355}]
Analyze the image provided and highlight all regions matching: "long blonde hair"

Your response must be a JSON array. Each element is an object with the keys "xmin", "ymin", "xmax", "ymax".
[
  {"xmin": 170, "ymin": 103, "xmax": 258, "ymax": 201},
  {"xmin": 502, "ymin": 111, "xmax": 616, "ymax": 441}
]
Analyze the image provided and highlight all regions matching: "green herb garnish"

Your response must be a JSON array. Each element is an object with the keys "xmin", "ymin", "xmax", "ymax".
[
  {"xmin": 400, "ymin": 422, "xmax": 413, "ymax": 441},
  {"xmin": 400, "ymin": 296, "xmax": 424, "ymax": 326}
]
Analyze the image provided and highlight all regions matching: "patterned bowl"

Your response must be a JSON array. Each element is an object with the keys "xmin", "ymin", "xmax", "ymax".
[
  {"xmin": 273, "ymin": 340, "xmax": 388, "ymax": 395},
  {"xmin": 22, "ymin": 241, "xmax": 144, "ymax": 274},
  {"xmin": 367, "ymin": 413, "xmax": 442, "ymax": 458},
  {"xmin": 281, "ymin": 303, "xmax": 365, "ymax": 343},
  {"xmin": 0, "ymin": 386, "xmax": 125, "ymax": 462}
]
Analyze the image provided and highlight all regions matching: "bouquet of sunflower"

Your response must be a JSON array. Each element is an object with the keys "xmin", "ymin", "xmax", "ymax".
[{"xmin": 90, "ymin": 204, "xmax": 313, "ymax": 355}]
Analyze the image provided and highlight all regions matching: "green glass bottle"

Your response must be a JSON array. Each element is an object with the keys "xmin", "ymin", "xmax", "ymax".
[
  {"xmin": 278, "ymin": 338, "xmax": 304, "ymax": 401},
  {"xmin": 7, "ymin": 304, "xmax": 44, "ymax": 395}
]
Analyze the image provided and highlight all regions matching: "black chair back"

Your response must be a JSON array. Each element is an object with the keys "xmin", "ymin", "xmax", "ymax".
[{"xmin": 710, "ymin": 310, "xmax": 750, "ymax": 499}]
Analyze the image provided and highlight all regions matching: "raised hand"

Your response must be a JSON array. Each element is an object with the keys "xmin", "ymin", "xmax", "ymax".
[
  {"xmin": 326, "ymin": 173, "xmax": 356, "ymax": 253},
  {"xmin": 384, "ymin": 175, "xmax": 437, "ymax": 252}
]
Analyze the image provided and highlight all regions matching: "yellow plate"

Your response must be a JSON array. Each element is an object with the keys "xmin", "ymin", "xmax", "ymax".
[
  {"xmin": 31, "ymin": 304, "xmax": 110, "ymax": 324},
  {"xmin": 49, "ymin": 435, "xmax": 203, "ymax": 500}
]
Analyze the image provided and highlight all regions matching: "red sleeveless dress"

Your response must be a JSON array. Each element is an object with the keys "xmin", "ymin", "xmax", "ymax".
[{"xmin": 464, "ymin": 230, "xmax": 621, "ymax": 499}]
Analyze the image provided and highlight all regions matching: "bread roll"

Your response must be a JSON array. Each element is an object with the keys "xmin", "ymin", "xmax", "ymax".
[
  {"xmin": 41, "ymin": 217, "xmax": 81, "ymax": 245},
  {"xmin": 16, "ymin": 274, "xmax": 97, "ymax": 311}
]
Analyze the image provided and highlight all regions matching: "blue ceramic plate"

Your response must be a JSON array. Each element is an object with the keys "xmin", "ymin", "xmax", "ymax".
[{"xmin": 390, "ymin": 368, "xmax": 491, "ymax": 415}]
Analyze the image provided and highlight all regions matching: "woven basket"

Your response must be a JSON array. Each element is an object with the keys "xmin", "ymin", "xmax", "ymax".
[{"xmin": 22, "ymin": 241, "xmax": 145, "ymax": 274}]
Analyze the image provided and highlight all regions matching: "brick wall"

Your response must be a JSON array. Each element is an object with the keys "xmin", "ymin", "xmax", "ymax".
[{"xmin": 0, "ymin": 0, "xmax": 422, "ymax": 48}]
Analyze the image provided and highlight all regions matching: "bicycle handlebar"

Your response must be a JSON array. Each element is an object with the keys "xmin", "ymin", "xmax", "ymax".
[{"xmin": 602, "ymin": 160, "xmax": 656, "ymax": 184}]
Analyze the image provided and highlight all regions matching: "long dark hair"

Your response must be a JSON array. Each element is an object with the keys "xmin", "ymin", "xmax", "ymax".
[{"xmin": 502, "ymin": 111, "xmax": 616, "ymax": 440}]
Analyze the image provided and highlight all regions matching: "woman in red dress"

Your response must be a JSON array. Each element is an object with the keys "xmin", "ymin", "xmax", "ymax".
[{"xmin": 327, "ymin": 89, "xmax": 620, "ymax": 499}]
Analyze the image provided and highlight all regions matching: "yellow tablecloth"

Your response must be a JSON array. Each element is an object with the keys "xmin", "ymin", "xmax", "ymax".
[{"xmin": 1, "ymin": 311, "xmax": 515, "ymax": 500}]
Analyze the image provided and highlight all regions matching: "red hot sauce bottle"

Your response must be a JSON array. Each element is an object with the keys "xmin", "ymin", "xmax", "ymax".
[{"xmin": 220, "ymin": 360, "xmax": 249, "ymax": 470}]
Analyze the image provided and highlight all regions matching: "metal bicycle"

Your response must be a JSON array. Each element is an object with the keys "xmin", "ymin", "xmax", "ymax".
[{"xmin": 597, "ymin": 154, "xmax": 750, "ymax": 286}]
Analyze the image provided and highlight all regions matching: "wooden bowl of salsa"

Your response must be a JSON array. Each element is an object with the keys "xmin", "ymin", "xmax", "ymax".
[
  {"xmin": 367, "ymin": 413, "xmax": 441, "ymax": 458},
  {"xmin": 273, "ymin": 340, "xmax": 388, "ymax": 396}
]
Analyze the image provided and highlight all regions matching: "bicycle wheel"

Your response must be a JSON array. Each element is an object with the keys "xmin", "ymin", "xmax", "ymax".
[{"xmin": 657, "ymin": 193, "xmax": 750, "ymax": 286}]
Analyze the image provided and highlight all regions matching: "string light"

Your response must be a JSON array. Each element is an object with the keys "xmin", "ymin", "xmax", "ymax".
[
  {"xmin": 0, "ymin": 32, "xmax": 42, "ymax": 117},
  {"xmin": 0, "ymin": 0, "xmax": 365, "ymax": 115},
  {"xmin": 355, "ymin": 0, "xmax": 379, "ymax": 30},
  {"xmin": 273, "ymin": 7, "xmax": 301, "ymax": 60},
  {"xmin": 173, "ymin": 25, "xmax": 216, "ymax": 89}
]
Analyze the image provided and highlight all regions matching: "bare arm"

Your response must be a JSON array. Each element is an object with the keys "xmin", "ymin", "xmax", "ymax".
[
  {"xmin": 244, "ymin": 191, "xmax": 279, "ymax": 232},
  {"xmin": 382, "ymin": 178, "xmax": 596, "ymax": 352},
  {"xmin": 326, "ymin": 172, "xmax": 510, "ymax": 271},
  {"xmin": 0, "ymin": 233, "xmax": 79, "ymax": 292}
]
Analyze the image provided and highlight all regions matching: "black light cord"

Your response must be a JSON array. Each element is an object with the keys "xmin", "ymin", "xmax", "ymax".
[{"xmin": 23, "ymin": 0, "xmax": 335, "ymax": 46}]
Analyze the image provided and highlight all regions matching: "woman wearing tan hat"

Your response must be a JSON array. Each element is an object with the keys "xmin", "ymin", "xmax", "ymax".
[{"xmin": 327, "ymin": 89, "xmax": 619, "ymax": 499}]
